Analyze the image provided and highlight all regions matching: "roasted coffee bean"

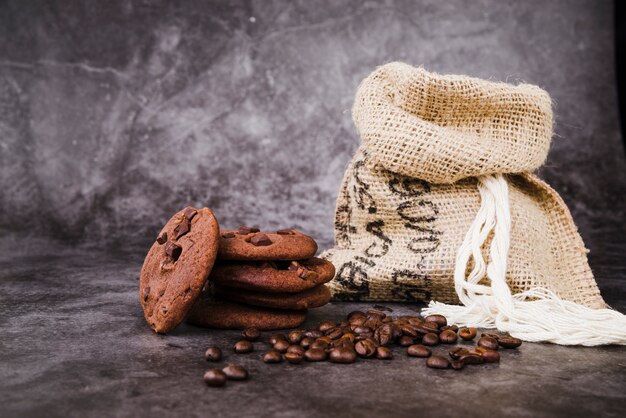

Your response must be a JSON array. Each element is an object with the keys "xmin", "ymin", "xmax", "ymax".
[
  {"xmin": 337, "ymin": 339, "xmax": 355, "ymax": 350},
  {"xmin": 309, "ymin": 340, "xmax": 328, "ymax": 351},
  {"xmin": 237, "ymin": 226, "xmax": 260, "ymax": 235},
  {"xmin": 481, "ymin": 332, "xmax": 500, "ymax": 340},
  {"xmin": 374, "ymin": 324, "xmax": 394, "ymax": 346},
  {"xmin": 164, "ymin": 241, "xmax": 182, "ymax": 261},
  {"xmin": 366, "ymin": 309, "xmax": 387, "ymax": 319},
  {"xmin": 407, "ymin": 344, "xmax": 431, "ymax": 358},
  {"xmin": 347, "ymin": 310, "xmax": 367, "ymax": 321},
  {"xmin": 458, "ymin": 327, "xmax": 477, "ymax": 341},
  {"xmin": 391, "ymin": 325, "xmax": 403, "ymax": 340},
  {"xmin": 173, "ymin": 219, "xmax": 191, "ymax": 239},
  {"xmin": 222, "ymin": 232, "xmax": 236, "ymax": 238},
  {"xmin": 316, "ymin": 336, "xmax": 333, "ymax": 345},
  {"xmin": 398, "ymin": 335, "xmax": 414, "ymax": 347},
  {"xmin": 498, "ymin": 336, "xmax": 523, "ymax": 349},
  {"xmin": 376, "ymin": 346, "xmax": 393, "ymax": 360},
  {"xmin": 304, "ymin": 329, "xmax": 323, "ymax": 339},
  {"xmin": 478, "ymin": 336, "xmax": 499, "ymax": 351},
  {"xmin": 203, "ymin": 369, "xmax": 227, "ymax": 387},
  {"xmin": 407, "ymin": 317, "xmax": 422, "ymax": 326},
  {"xmin": 480, "ymin": 349, "xmax": 500, "ymax": 363},
  {"xmin": 449, "ymin": 347, "xmax": 469, "ymax": 360},
  {"xmin": 234, "ymin": 340, "xmax": 253, "ymax": 353},
  {"xmin": 242, "ymin": 328, "xmax": 261, "ymax": 341},
  {"xmin": 417, "ymin": 322, "xmax": 441, "ymax": 335},
  {"xmin": 364, "ymin": 317, "xmax": 383, "ymax": 330},
  {"xmin": 300, "ymin": 337, "xmax": 314, "ymax": 349},
  {"xmin": 442, "ymin": 324, "xmax": 459, "ymax": 332},
  {"xmin": 400, "ymin": 324, "xmax": 419, "ymax": 338},
  {"xmin": 341, "ymin": 333, "xmax": 356, "ymax": 343},
  {"xmin": 355, "ymin": 339, "xmax": 377, "ymax": 358},
  {"xmin": 424, "ymin": 314, "xmax": 447, "ymax": 328},
  {"xmin": 222, "ymin": 364, "xmax": 248, "ymax": 381},
  {"xmin": 353, "ymin": 326, "xmax": 373, "ymax": 335},
  {"xmin": 284, "ymin": 351, "xmax": 303, "ymax": 364},
  {"xmin": 287, "ymin": 345, "xmax": 305, "ymax": 356},
  {"xmin": 273, "ymin": 339, "xmax": 290, "ymax": 353},
  {"xmin": 156, "ymin": 232, "xmax": 168, "ymax": 245},
  {"xmin": 304, "ymin": 348, "xmax": 328, "ymax": 362},
  {"xmin": 422, "ymin": 333, "xmax": 439, "ymax": 346},
  {"xmin": 459, "ymin": 352, "xmax": 484, "ymax": 365},
  {"xmin": 338, "ymin": 320, "xmax": 350, "ymax": 328},
  {"xmin": 263, "ymin": 350, "xmax": 283, "ymax": 363},
  {"xmin": 318, "ymin": 321, "xmax": 336, "ymax": 332},
  {"xmin": 439, "ymin": 329, "xmax": 458, "ymax": 344},
  {"xmin": 450, "ymin": 360, "xmax": 465, "ymax": 370},
  {"xmin": 287, "ymin": 330, "xmax": 303, "ymax": 344},
  {"xmin": 250, "ymin": 233, "xmax": 272, "ymax": 246},
  {"xmin": 349, "ymin": 315, "xmax": 367, "ymax": 327},
  {"xmin": 382, "ymin": 316, "xmax": 393, "ymax": 323},
  {"xmin": 276, "ymin": 229, "xmax": 294, "ymax": 235},
  {"xmin": 426, "ymin": 355, "xmax": 450, "ymax": 369},
  {"xmin": 268, "ymin": 333, "xmax": 287, "ymax": 345},
  {"xmin": 329, "ymin": 347, "xmax": 357, "ymax": 364},
  {"xmin": 142, "ymin": 287, "xmax": 150, "ymax": 302},
  {"xmin": 204, "ymin": 346, "xmax": 223, "ymax": 362},
  {"xmin": 325, "ymin": 328, "xmax": 343, "ymax": 340}
]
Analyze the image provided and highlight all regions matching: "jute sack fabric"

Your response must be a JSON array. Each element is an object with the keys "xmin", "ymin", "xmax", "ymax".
[{"xmin": 321, "ymin": 62, "xmax": 606, "ymax": 310}]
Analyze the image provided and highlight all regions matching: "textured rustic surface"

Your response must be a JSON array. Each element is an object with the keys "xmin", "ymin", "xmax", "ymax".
[{"xmin": 1, "ymin": 0, "xmax": 625, "ymax": 417}]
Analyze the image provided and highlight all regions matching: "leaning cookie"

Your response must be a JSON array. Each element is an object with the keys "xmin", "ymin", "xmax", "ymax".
[
  {"xmin": 140, "ymin": 207, "xmax": 219, "ymax": 334},
  {"xmin": 217, "ymin": 227, "xmax": 317, "ymax": 261},
  {"xmin": 214, "ymin": 284, "xmax": 331, "ymax": 310},
  {"xmin": 187, "ymin": 298, "xmax": 307, "ymax": 330},
  {"xmin": 210, "ymin": 258, "xmax": 335, "ymax": 294}
]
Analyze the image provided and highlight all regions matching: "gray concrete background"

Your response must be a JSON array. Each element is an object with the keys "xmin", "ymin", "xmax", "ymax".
[{"xmin": 1, "ymin": 0, "xmax": 625, "ymax": 254}]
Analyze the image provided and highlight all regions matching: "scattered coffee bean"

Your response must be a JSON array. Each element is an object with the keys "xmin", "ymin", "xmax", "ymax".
[
  {"xmin": 222, "ymin": 364, "xmax": 248, "ymax": 380},
  {"xmin": 459, "ymin": 352, "xmax": 484, "ymax": 365},
  {"xmin": 426, "ymin": 355, "xmax": 450, "ymax": 369},
  {"xmin": 237, "ymin": 226, "xmax": 260, "ymax": 235},
  {"xmin": 407, "ymin": 344, "xmax": 431, "ymax": 358},
  {"xmin": 481, "ymin": 332, "xmax": 500, "ymax": 340},
  {"xmin": 417, "ymin": 322, "xmax": 441, "ymax": 335},
  {"xmin": 480, "ymin": 349, "xmax": 501, "ymax": 363},
  {"xmin": 398, "ymin": 335, "xmax": 414, "ymax": 347},
  {"xmin": 263, "ymin": 350, "xmax": 282, "ymax": 363},
  {"xmin": 173, "ymin": 219, "xmax": 191, "ymax": 239},
  {"xmin": 478, "ymin": 336, "xmax": 499, "ymax": 351},
  {"xmin": 347, "ymin": 310, "xmax": 367, "ymax": 321},
  {"xmin": 450, "ymin": 360, "xmax": 465, "ymax": 370},
  {"xmin": 449, "ymin": 347, "xmax": 469, "ymax": 360},
  {"xmin": 287, "ymin": 345, "xmax": 305, "ymax": 356},
  {"xmin": 164, "ymin": 241, "xmax": 182, "ymax": 262},
  {"xmin": 400, "ymin": 324, "xmax": 419, "ymax": 338},
  {"xmin": 304, "ymin": 329, "xmax": 323, "ymax": 339},
  {"xmin": 250, "ymin": 233, "xmax": 272, "ymax": 246},
  {"xmin": 234, "ymin": 340, "xmax": 253, "ymax": 353},
  {"xmin": 374, "ymin": 323, "xmax": 394, "ymax": 346},
  {"xmin": 355, "ymin": 339, "xmax": 377, "ymax": 358},
  {"xmin": 458, "ymin": 327, "xmax": 477, "ymax": 340},
  {"xmin": 304, "ymin": 348, "xmax": 327, "ymax": 362},
  {"xmin": 300, "ymin": 337, "xmax": 314, "ymax": 349},
  {"xmin": 367, "ymin": 309, "xmax": 387, "ymax": 319},
  {"xmin": 442, "ymin": 324, "xmax": 459, "ymax": 332},
  {"xmin": 203, "ymin": 369, "xmax": 227, "ymax": 387},
  {"xmin": 439, "ymin": 329, "xmax": 458, "ymax": 344},
  {"xmin": 498, "ymin": 336, "xmax": 523, "ymax": 349},
  {"xmin": 329, "ymin": 347, "xmax": 357, "ymax": 364},
  {"xmin": 284, "ymin": 352, "xmax": 303, "ymax": 364},
  {"xmin": 422, "ymin": 333, "xmax": 440, "ymax": 346},
  {"xmin": 156, "ymin": 232, "xmax": 168, "ymax": 245},
  {"xmin": 287, "ymin": 330, "xmax": 303, "ymax": 344},
  {"xmin": 424, "ymin": 314, "xmax": 447, "ymax": 328},
  {"xmin": 375, "ymin": 346, "xmax": 393, "ymax": 360},
  {"xmin": 242, "ymin": 328, "xmax": 261, "ymax": 341},
  {"xmin": 273, "ymin": 339, "xmax": 290, "ymax": 353},
  {"xmin": 318, "ymin": 321, "xmax": 336, "ymax": 332},
  {"xmin": 326, "ymin": 327, "xmax": 343, "ymax": 340},
  {"xmin": 204, "ymin": 346, "xmax": 222, "ymax": 362},
  {"xmin": 268, "ymin": 333, "xmax": 287, "ymax": 345}
]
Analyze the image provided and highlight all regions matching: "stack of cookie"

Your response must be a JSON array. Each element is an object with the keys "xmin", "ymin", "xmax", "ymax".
[
  {"xmin": 139, "ymin": 208, "xmax": 335, "ymax": 334},
  {"xmin": 187, "ymin": 226, "xmax": 335, "ymax": 330}
]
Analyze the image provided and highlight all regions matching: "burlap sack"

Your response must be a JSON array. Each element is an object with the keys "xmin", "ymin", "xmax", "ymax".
[{"xmin": 322, "ymin": 62, "xmax": 606, "ymax": 309}]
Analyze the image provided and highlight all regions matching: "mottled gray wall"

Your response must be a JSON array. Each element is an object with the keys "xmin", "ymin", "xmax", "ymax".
[{"xmin": 1, "ymin": 0, "xmax": 624, "ymax": 254}]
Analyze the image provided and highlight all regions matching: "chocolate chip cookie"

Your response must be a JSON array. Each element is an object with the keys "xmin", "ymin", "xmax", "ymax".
[
  {"xmin": 187, "ymin": 298, "xmax": 307, "ymax": 330},
  {"xmin": 217, "ymin": 227, "xmax": 317, "ymax": 261},
  {"xmin": 140, "ymin": 207, "xmax": 219, "ymax": 333},
  {"xmin": 214, "ymin": 284, "xmax": 331, "ymax": 310},
  {"xmin": 209, "ymin": 258, "xmax": 335, "ymax": 294}
]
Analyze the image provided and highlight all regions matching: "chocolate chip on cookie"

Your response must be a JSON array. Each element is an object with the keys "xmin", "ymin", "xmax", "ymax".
[
  {"xmin": 237, "ymin": 226, "xmax": 260, "ymax": 235},
  {"xmin": 276, "ymin": 229, "xmax": 294, "ymax": 235},
  {"xmin": 140, "ymin": 207, "xmax": 220, "ymax": 334},
  {"xmin": 222, "ymin": 232, "xmax": 236, "ymax": 238},
  {"xmin": 250, "ymin": 233, "xmax": 272, "ymax": 246}
]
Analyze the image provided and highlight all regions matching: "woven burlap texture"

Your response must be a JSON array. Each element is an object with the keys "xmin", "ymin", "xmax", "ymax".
[{"xmin": 322, "ymin": 62, "xmax": 605, "ymax": 309}]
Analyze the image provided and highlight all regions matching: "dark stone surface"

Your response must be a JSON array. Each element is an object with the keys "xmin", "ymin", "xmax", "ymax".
[
  {"xmin": 2, "ymin": 1, "xmax": 626, "ymax": 417},
  {"xmin": 0, "ymin": 238, "xmax": 625, "ymax": 418}
]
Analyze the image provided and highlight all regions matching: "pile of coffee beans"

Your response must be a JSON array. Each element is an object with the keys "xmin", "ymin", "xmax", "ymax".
[{"xmin": 202, "ymin": 309, "xmax": 522, "ymax": 386}]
